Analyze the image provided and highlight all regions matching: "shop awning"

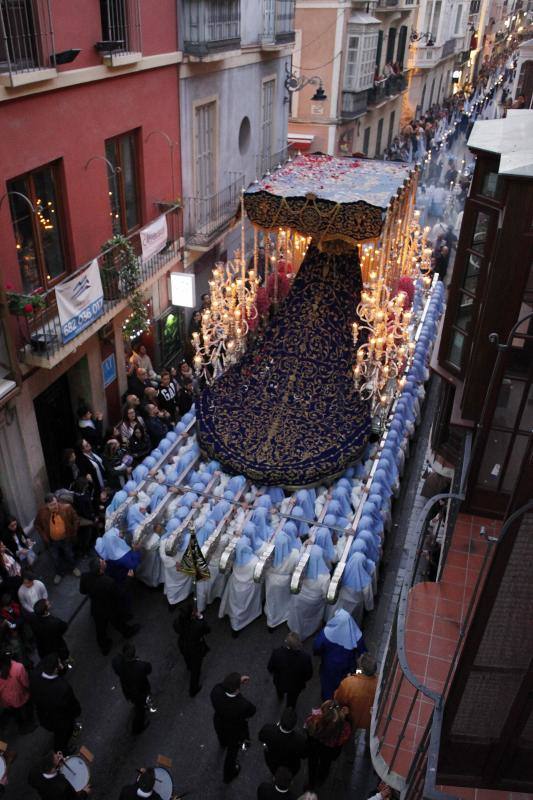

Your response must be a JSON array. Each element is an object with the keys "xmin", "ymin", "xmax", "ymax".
[
  {"xmin": 287, "ymin": 133, "xmax": 315, "ymax": 152},
  {"xmin": 349, "ymin": 12, "xmax": 380, "ymax": 24}
]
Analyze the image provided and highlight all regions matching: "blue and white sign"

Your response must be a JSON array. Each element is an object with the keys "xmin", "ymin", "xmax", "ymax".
[
  {"xmin": 56, "ymin": 259, "xmax": 104, "ymax": 344},
  {"xmin": 102, "ymin": 353, "xmax": 117, "ymax": 388}
]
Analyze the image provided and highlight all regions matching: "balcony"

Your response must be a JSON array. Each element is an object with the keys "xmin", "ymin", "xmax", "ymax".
[
  {"xmin": 260, "ymin": 0, "xmax": 295, "ymax": 48},
  {"xmin": 182, "ymin": 0, "xmax": 240, "ymax": 58},
  {"xmin": 96, "ymin": 0, "xmax": 142, "ymax": 66},
  {"xmin": 375, "ymin": 0, "xmax": 418, "ymax": 9},
  {"xmin": 341, "ymin": 89, "xmax": 368, "ymax": 119},
  {"xmin": 441, "ymin": 37, "xmax": 456, "ymax": 57},
  {"xmin": 0, "ymin": 0, "xmax": 57, "ymax": 87},
  {"xmin": 255, "ymin": 145, "xmax": 291, "ymax": 178},
  {"xmin": 13, "ymin": 204, "xmax": 182, "ymax": 369},
  {"xmin": 182, "ymin": 174, "xmax": 243, "ymax": 250},
  {"xmin": 367, "ymin": 73, "xmax": 408, "ymax": 106}
]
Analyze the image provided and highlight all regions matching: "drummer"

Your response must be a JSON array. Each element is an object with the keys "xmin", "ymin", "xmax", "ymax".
[
  {"xmin": 28, "ymin": 751, "xmax": 89, "ymax": 799},
  {"xmin": 119, "ymin": 767, "xmax": 162, "ymax": 800}
]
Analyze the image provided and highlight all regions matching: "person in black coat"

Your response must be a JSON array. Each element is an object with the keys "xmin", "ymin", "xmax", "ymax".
[
  {"xmin": 267, "ymin": 632, "xmax": 313, "ymax": 708},
  {"xmin": 112, "ymin": 642, "xmax": 152, "ymax": 734},
  {"xmin": 259, "ymin": 708, "xmax": 308, "ymax": 777},
  {"xmin": 210, "ymin": 672, "xmax": 256, "ymax": 783},
  {"xmin": 30, "ymin": 599, "xmax": 69, "ymax": 662},
  {"xmin": 30, "ymin": 653, "xmax": 82, "ymax": 753},
  {"xmin": 79, "ymin": 557, "xmax": 140, "ymax": 655},
  {"xmin": 257, "ymin": 767, "xmax": 295, "ymax": 800},
  {"xmin": 173, "ymin": 598, "xmax": 210, "ymax": 697},
  {"xmin": 28, "ymin": 750, "xmax": 89, "ymax": 800},
  {"xmin": 119, "ymin": 767, "xmax": 162, "ymax": 800}
]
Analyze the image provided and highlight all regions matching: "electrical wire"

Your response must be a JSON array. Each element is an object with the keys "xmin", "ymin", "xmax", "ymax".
[{"xmin": 300, "ymin": 49, "xmax": 344, "ymax": 72}]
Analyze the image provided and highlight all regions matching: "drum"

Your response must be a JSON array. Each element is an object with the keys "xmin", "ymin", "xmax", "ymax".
[
  {"xmin": 0, "ymin": 755, "xmax": 6, "ymax": 781},
  {"xmin": 154, "ymin": 766, "xmax": 173, "ymax": 800},
  {"xmin": 59, "ymin": 755, "xmax": 90, "ymax": 792}
]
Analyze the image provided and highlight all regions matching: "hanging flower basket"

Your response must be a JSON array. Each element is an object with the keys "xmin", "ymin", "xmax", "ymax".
[
  {"xmin": 5, "ymin": 290, "xmax": 46, "ymax": 316},
  {"xmin": 100, "ymin": 234, "xmax": 141, "ymax": 301}
]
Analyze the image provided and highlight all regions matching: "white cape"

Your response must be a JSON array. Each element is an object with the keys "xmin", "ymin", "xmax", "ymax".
[
  {"xmin": 218, "ymin": 557, "xmax": 263, "ymax": 631},
  {"xmin": 135, "ymin": 533, "xmax": 163, "ymax": 588},
  {"xmin": 264, "ymin": 549, "xmax": 301, "ymax": 628},
  {"xmin": 286, "ymin": 573, "xmax": 329, "ymax": 640},
  {"xmin": 159, "ymin": 539, "xmax": 193, "ymax": 605}
]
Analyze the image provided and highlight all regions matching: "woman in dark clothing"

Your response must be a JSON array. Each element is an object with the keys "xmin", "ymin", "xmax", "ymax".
[
  {"xmin": 102, "ymin": 439, "xmax": 132, "ymax": 490},
  {"xmin": 59, "ymin": 448, "xmax": 80, "ymax": 489},
  {"xmin": 128, "ymin": 424, "xmax": 152, "ymax": 466},
  {"xmin": 71, "ymin": 478, "xmax": 96, "ymax": 556},
  {"xmin": 1, "ymin": 516, "xmax": 36, "ymax": 568},
  {"xmin": 305, "ymin": 699, "xmax": 351, "ymax": 789}
]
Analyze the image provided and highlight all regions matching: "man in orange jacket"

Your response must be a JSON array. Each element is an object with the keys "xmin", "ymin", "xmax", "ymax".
[
  {"xmin": 334, "ymin": 652, "xmax": 377, "ymax": 733},
  {"xmin": 34, "ymin": 494, "xmax": 80, "ymax": 585}
]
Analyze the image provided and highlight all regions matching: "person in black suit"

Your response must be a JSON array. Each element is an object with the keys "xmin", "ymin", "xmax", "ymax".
[
  {"xmin": 80, "ymin": 557, "xmax": 140, "ymax": 655},
  {"xmin": 28, "ymin": 751, "xmax": 89, "ymax": 799},
  {"xmin": 257, "ymin": 767, "xmax": 295, "ymax": 800},
  {"xmin": 112, "ymin": 642, "xmax": 153, "ymax": 734},
  {"xmin": 119, "ymin": 767, "xmax": 162, "ymax": 800},
  {"xmin": 267, "ymin": 632, "xmax": 313, "ymax": 708},
  {"xmin": 30, "ymin": 599, "xmax": 69, "ymax": 662},
  {"xmin": 30, "ymin": 653, "xmax": 82, "ymax": 753},
  {"xmin": 173, "ymin": 598, "xmax": 210, "ymax": 697},
  {"xmin": 259, "ymin": 708, "xmax": 308, "ymax": 777},
  {"xmin": 210, "ymin": 672, "xmax": 256, "ymax": 784}
]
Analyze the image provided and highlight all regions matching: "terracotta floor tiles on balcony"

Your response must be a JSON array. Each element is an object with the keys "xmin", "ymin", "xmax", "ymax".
[{"xmin": 405, "ymin": 609, "xmax": 437, "ymax": 634}]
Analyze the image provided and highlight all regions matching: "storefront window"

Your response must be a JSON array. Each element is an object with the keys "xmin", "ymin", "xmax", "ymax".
[
  {"xmin": 463, "ymin": 253, "xmax": 482, "ymax": 292},
  {"xmin": 481, "ymin": 171, "xmax": 502, "ymax": 200},
  {"xmin": 472, "ymin": 211, "xmax": 490, "ymax": 253},
  {"xmin": 447, "ymin": 329, "xmax": 465, "ymax": 368}
]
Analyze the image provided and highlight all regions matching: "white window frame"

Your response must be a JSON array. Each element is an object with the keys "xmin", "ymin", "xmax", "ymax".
[
  {"xmin": 192, "ymin": 96, "xmax": 218, "ymax": 200},
  {"xmin": 343, "ymin": 24, "xmax": 379, "ymax": 93},
  {"xmin": 261, "ymin": 76, "xmax": 276, "ymax": 163}
]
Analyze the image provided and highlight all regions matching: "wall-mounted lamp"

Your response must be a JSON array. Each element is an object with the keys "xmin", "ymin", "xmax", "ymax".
[
  {"xmin": 284, "ymin": 65, "xmax": 328, "ymax": 101},
  {"xmin": 410, "ymin": 30, "xmax": 435, "ymax": 47},
  {"xmin": 50, "ymin": 49, "xmax": 81, "ymax": 66}
]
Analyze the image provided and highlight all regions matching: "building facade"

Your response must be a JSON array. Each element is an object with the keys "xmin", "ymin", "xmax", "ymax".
[
  {"xmin": 0, "ymin": 0, "xmax": 183, "ymax": 525},
  {"xmin": 369, "ymin": 111, "xmax": 533, "ymax": 799},
  {"xmin": 288, "ymin": 0, "xmax": 415, "ymax": 157},
  {"xmin": 178, "ymin": 0, "xmax": 294, "ymax": 301}
]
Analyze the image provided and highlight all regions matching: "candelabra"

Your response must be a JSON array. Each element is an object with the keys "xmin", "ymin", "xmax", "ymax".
[
  {"xmin": 192, "ymin": 197, "xmax": 260, "ymax": 384},
  {"xmin": 353, "ymin": 179, "xmax": 434, "ymax": 417}
]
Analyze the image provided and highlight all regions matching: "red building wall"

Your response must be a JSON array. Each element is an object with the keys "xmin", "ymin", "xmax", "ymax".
[{"xmin": 0, "ymin": 66, "xmax": 181, "ymax": 291}]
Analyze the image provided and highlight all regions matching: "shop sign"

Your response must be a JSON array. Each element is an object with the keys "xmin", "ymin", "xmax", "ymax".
[
  {"xmin": 169, "ymin": 272, "xmax": 196, "ymax": 308},
  {"xmin": 102, "ymin": 353, "xmax": 117, "ymax": 388}
]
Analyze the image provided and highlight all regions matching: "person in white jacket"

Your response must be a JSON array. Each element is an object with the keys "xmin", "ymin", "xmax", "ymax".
[
  {"xmin": 287, "ymin": 545, "xmax": 330, "ymax": 641},
  {"xmin": 219, "ymin": 537, "xmax": 263, "ymax": 636},
  {"xmin": 264, "ymin": 531, "xmax": 301, "ymax": 629}
]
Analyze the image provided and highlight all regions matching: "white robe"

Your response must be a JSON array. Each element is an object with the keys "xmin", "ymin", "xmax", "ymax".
[
  {"xmin": 286, "ymin": 573, "xmax": 329, "ymax": 640},
  {"xmin": 324, "ymin": 580, "xmax": 375, "ymax": 626},
  {"xmin": 135, "ymin": 533, "xmax": 163, "ymax": 587},
  {"xmin": 218, "ymin": 557, "xmax": 263, "ymax": 631},
  {"xmin": 264, "ymin": 549, "xmax": 301, "ymax": 628},
  {"xmin": 196, "ymin": 535, "xmax": 229, "ymax": 613},
  {"xmin": 159, "ymin": 539, "xmax": 193, "ymax": 605}
]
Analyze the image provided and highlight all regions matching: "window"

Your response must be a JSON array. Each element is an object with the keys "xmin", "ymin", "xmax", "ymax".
[
  {"xmin": 397, "ymin": 26, "xmax": 407, "ymax": 70},
  {"xmin": 344, "ymin": 26, "xmax": 378, "ymax": 92},
  {"xmin": 99, "ymin": 0, "xmax": 140, "ymax": 52},
  {"xmin": 375, "ymin": 30, "xmax": 383, "ymax": 70},
  {"xmin": 194, "ymin": 101, "xmax": 216, "ymax": 200},
  {"xmin": 388, "ymin": 110, "xmax": 395, "ymax": 148},
  {"xmin": 261, "ymin": 79, "xmax": 275, "ymax": 166},
  {"xmin": 0, "ymin": 0, "xmax": 38, "ymax": 70},
  {"xmin": 428, "ymin": 77, "xmax": 436, "ymax": 109},
  {"xmin": 386, "ymin": 28, "xmax": 396, "ymax": 65},
  {"xmin": 375, "ymin": 118, "xmax": 384, "ymax": 157},
  {"xmin": 362, "ymin": 127, "xmax": 371, "ymax": 156},
  {"xmin": 105, "ymin": 131, "xmax": 140, "ymax": 235},
  {"xmin": 454, "ymin": 4, "xmax": 463, "ymax": 35},
  {"xmin": 345, "ymin": 35, "xmax": 360, "ymax": 90},
  {"xmin": 431, "ymin": 1, "xmax": 441, "ymax": 39},
  {"xmin": 481, "ymin": 171, "xmax": 502, "ymax": 200},
  {"xmin": 7, "ymin": 162, "xmax": 67, "ymax": 293}
]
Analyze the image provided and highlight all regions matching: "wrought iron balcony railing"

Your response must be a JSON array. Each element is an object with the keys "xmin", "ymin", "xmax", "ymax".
[
  {"xmin": 96, "ymin": 0, "xmax": 142, "ymax": 60},
  {"xmin": 341, "ymin": 89, "xmax": 368, "ymax": 119},
  {"xmin": 367, "ymin": 73, "xmax": 408, "ymax": 106},
  {"xmin": 0, "ymin": 0, "xmax": 56, "ymax": 84},
  {"xmin": 255, "ymin": 145, "xmax": 291, "ymax": 179},
  {"xmin": 182, "ymin": 0, "xmax": 240, "ymax": 56},
  {"xmin": 182, "ymin": 173, "xmax": 243, "ymax": 248}
]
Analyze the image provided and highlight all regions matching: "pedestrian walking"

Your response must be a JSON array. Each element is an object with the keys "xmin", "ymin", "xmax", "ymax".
[
  {"xmin": 30, "ymin": 653, "xmax": 82, "ymax": 753},
  {"xmin": 267, "ymin": 632, "xmax": 313, "ymax": 708},
  {"xmin": 28, "ymin": 750, "xmax": 90, "ymax": 799},
  {"xmin": 173, "ymin": 597, "xmax": 210, "ymax": 697},
  {"xmin": 30, "ymin": 599, "xmax": 70, "ymax": 663},
  {"xmin": 34, "ymin": 494, "xmax": 81, "ymax": 585},
  {"xmin": 210, "ymin": 672, "xmax": 256, "ymax": 784},
  {"xmin": 112, "ymin": 642, "xmax": 154, "ymax": 734},
  {"xmin": 313, "ymin": 609, "xmax": 367, "ymax": 700},
  {"xmin": 79, "ymin": 557, "xmax": 140, "ymax": 655},
  {"xmin": 258, "ymin": 707, "xmax": 308, "ymax": 777},
  {"xmin": 334, "ymin": 653, "xmax": 378, "ymax": 743},
  {"xmin": 257, "ymin": 767, "xmax": 295, "ymax": 800},
  {"xmin": 304, "ymin": 699, "xmax": 352, "ymax": 789},
  {"xmin": 119, "ymin": 767, "xmax": 162, "ymax": 800}
]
